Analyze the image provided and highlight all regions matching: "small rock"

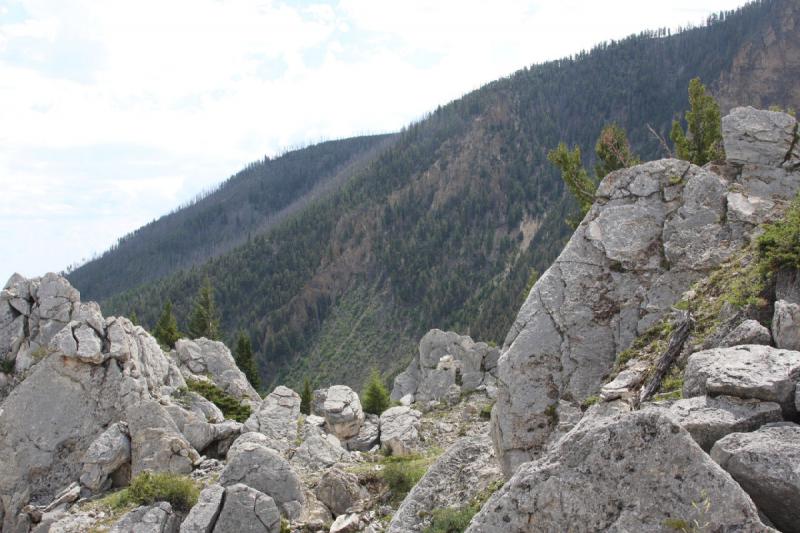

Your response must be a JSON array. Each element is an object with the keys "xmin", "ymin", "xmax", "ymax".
[
  {"xmin": 330, "ymin": 513, "xmax": 360, "ymax": 533},
  {"xmin": 719, "ymin": 319, "xmax": 772, "ymax": 348}
]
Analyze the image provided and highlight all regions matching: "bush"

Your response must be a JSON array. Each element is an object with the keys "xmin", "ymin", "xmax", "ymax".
[
  {"xmin": 186, "ymin": 378, "xmax": 252, "ymax": 422},
  {"xmin": 361, "ymin": 368, "xmax": 391, "ymax": 415},
  {"xmin": 0, "ymin": 358, "xmax": 14, "ymax": 374},
  {"xmin": 424, "ymin": 505, "xmax": 479, "ymax": 533},
  {"xmin": 756, "ymin": 193, "xmax": 800, "ymax": 277},
  {"xmin": 381, "ymin": 455, "xmax": 428, "ymax": 502},
  {"xmin": 479, "ymin": 402, "xmax": 493, "ymax": 420},
  {"xmin": 111, "ymin": 471, "xmax": 199, "ymax": 513}
]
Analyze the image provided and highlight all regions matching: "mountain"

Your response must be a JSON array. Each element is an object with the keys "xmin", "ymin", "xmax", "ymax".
[{"xmin": 69, "ymin": 0, "xmax": 800, "ymax": 391}]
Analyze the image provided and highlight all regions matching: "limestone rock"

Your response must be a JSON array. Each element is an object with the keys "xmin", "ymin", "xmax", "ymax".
[
  {"xmin": 388, "ymin": 435, "xmax": 501, "ymax": 533},
  {"xmin": 772, "ymin": 299, "xmax": 800, "ymax": 350},
  {"xmin": 174, "ymin": 338, "xmax": 260, "ymax": 403},
  {"xmin": 683, "ymin": 345, "xmax": 800, "ymax": 416},
  {"xmin": 719, "ymin": 319, "xmax": 772, "ymax": 348},
  {"xmin": 722, "ymin": 106, "xmax": 798, "ymax": 167},
  {"xmin": 110, "ymin": 502, "xmax": 180, "ymax": 533},
  {"xmin": 220, "ymin": 435, "xmax": 305, "ymax": 519},
  {"xmin": 315, "ymin": 468, "xmax": 366, "ymax": 517},
  {"xmin": 643, "ymin": 395, "xmax": 783, "ymax": 451},
  {"xmin": 379, "ymin": 406, "xmax": 421, "ymax": 456},
  {"xmin": 213, "ymin": 484, "xmax": 281, "ymax": 533},
  {"xmin": 243, "ymin": 385, "xmax": 301, "ymax": 443},
  {"xmin": 599, "ymin": 359, "xmax": 648, "ymax": 401},
  {"xmin": 292, "ymin": 434, "xmax": 350, "ymax": 470},
  {"xmin": 330, "ymin": 513, "xmax": 360, "ymax": 533},
  {"xmin": 468, "ymin": 411, "xmax": 772, "ymax": 532},
  {"xmin": 711, "ymin": 423, "xmax": 800, "ymax": 533},
  {"xmin": 127, "ymin": 400, "xmax": 200, "ymax": 476},
  {"xmin": 80, "ymin": 422, "xmax": 131, "ymax": 492},
  {"xmin": 318, "ymin": 385, "xmax": 364, "ymax": 440},
  {"xmin": 343, "ymin": 413, "xmax": 379, "ymax": 452},
  {"xmin": 180, "ymin": 484, "xmax": 224, "ymax": 533}
]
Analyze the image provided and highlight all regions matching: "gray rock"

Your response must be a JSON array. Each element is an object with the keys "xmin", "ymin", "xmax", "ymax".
[
  {"xmin": 712, "ymin": 423, "xmax": 800, "ymax": 533},
  {"xmin": 330, "ymin": 513, "xmax": 360, "ymax": 533},
  {"xmin": 683, "ymin": 345, "xmax": 800, "ymax": 416},
  {"xmin": 776, "ymin": 268, "xmax": 800, "ymax": 305},
  {"xmin": 310, "ymin": 388, "xmax": 328, "ymax": 417},
  {"xmin": 127, "ymin": 400, "xmax": 200, "ymax": 476},
  {"xmin": 468, "ymin": 411, "xmax": 773, "ymax": 532},
  {"xmin": 343, "ymin": 413, "xmax": 380, "ymax": 452},
  {"xmin": 722, "ymin": 106, "xmax": 798, "ymax": 167},
  {"xmin": 379, "ymin": 406, "xmax": 421, "ymax": 456},
  {"xmin": 599, "ymin": 359, "xmax": 648, "ymax": 401},
  {"xmin": 174, "ymin": 338, "xmax": 261, "ymax": 403},
  {"xmin": 213, "ymin": 484, "xmax": 280, "ymax": 533},
  {"xmin": 643, "ymin": 395, "xmax": 783, "ymax": 451},
  {"xmin": 315, "ymin": 468, "xmax": 366, "ymax": 517},
  {"xmin": 719, "ymin": 319, "xmax": 772, "ymax": 348},
  {"xmin": 291, "ymin": 434, "xmax": 350, "ymax": 470},
  {"xmin": 220, "ymin": 436, "xmax": 305, "ymax": 519},
  {"xmin": 388, "ymin": 435, "xmax": 501, "ymax": 533},
  {"xmin": 80, "ymin": 422, "xmax": 131, "ymax": 492},
  {"xmin": 180, "ymin": 484, "xmax": 224, "ymax": 533},
  {"xmin": 772, "ymin": 299, "xmax": 800, "ymax": 350},
  {"xmin": 243, "ymin": 385, "xmax": 300, "ymax": 443},
  {"xmin": 110, "ymin": 502, "xmax": 180, "ymax": 533},
  {"xmin": 319, "ymin": 385, "xmax": 364, "ymax": 440}
]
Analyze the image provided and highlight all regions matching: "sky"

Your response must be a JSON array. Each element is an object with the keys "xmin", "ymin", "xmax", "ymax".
[{"xmin": 0, "ymin": 0, "xmax": 749, "ymax": 284}]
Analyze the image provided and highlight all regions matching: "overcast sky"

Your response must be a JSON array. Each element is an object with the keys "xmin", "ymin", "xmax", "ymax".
[{"xmin": 0, "ymin": 0, "xmax": 748, "ymax": 284}]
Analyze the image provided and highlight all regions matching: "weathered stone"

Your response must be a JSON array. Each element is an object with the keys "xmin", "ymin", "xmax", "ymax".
[
  {"xmin": 772, "ymin": 299, "xmax": 800, "ymax": 350},
  {"xmin": 643, "ymin": 395, "xmax": 783, "ymax": 451},
  {"xmin": 330, "ymin": 513, "xmax": 360, "ymax": 533},
  {"xmin": 599, "ymin": 359, "xmax": 648, "ymax": 401},
  {"xmin": 343, "ymin": 413, "xmax": 379, "ymax": 452},
  {"xmin": 80, "ymin": 422, "xmax": 131, "ymax": 492},
  {"xmin": 178, "ymin": 391, "xmax": 224, "ymax": 424},
  {"xmin": 165, "ymin": 403, "xmax": 218, "ymax": 453},
  {"xmin": 468, "ymin": 411, "xmax": 772, "ymax": 532},
  {"xmin": 315, "ymin": 468, "xmax": 366, "ymax": 517},
  {"xmin": 683, "ymin": 345, "xmax": 800, "ymax": 416},
  {"xmin": 722, "ymin": 106, "xmax": 797, "ymax": 167},
  {"xmin": 214, "ymin": 484, "xmax": 281, "ymax": 533},
  {"xmin": 380, "ymin": 406, "xmax": 421, "ymax": 456},
  {"xmin": 220, "ymin": 436, "xmax": 305, "ymax": 519},
  {"xmin": 127, "ymin": 400, "xmax": 200, "ymax": 476},
  {"xmin": 719, "ymin": 319, "xmax": 772, "ymax": 348},
  {"xmin": 174, "ymin": 338, "xmax": 260, "ymax": 403},
  {"xmin": 180, "ymin": 484, "xmax": 224, "ymax": 533},
  {"xmin": 319, "ymin": 385, "xmax": 364, "ymax": 440},
  {"xmin": 712, "ymin": 423, "xmax": 800, "ymax": 533},
  {"xmin": 243, "ymin": 385, "xmax": 300, "ymax": 443},
  {"xmin": 110, "ymin": 502, "xmax": 180, "ymax": 533},
  {"xmin": 388, "ymin": 435, "xmax": 501, "ymax": 533},
  {"xmin": 292, "ymin": 434, "xmax": 350, "ymax": 470}
]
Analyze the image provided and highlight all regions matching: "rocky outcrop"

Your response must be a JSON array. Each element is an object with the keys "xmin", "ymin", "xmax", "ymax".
[
  {"xmin": 391, "ymin": 329, "xmax": 499, "ymax": 403},
  {"xmin": 468, "ymin": 411, "xmax": 772, "ymax": 532},
  {"xmin": 643, "ymin": 395, "xmax": 783, "ymax": 451},
  {"xmin": 379, "ymin": 406, "xmax": 421, "ymax": 456},
  {"xmin": 711, "ymin": 423, "xmax": 800, "ymax": 533},
  {"xmin": 387, "ymin": 435, "xmax": 500, "ymax": 533},
  {"xmin": 492, "ymin": 108, "xmax": 800, "ymax": 476},
  {"xmin": 683, "ymin": 345, "xmax": 800, "ymax": 416},
  {"xmin": 314, "ymin": 385, "xmax": 364, "ymax": 440},
  {"xmin": 174, "ymin": 338, "xmax": 261, "ymax": 403}
]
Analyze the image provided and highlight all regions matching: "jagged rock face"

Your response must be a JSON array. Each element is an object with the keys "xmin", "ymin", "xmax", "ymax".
[
  {"xmin": 492, "ymin": 108, "xmax": 800, "ymax": 476},
  {"xmin": 468, "ymin": 411, "xmax": 773, "ymax": 532},
  {"xmin": 174, "ymin": 338, "xmax": 261, "ymax": 403},
  {"xmin": 391, "ymin": 329, "xmax": 499, "ymax": 403},
  {"xmin": 711, "ymin": 423, "xmax": 800, "ymax": 533},
  {"xmin": 387, "ymin": 435, "xmax": 501, "ymax": 533}
]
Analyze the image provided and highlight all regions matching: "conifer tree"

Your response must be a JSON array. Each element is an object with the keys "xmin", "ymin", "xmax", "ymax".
[
  {"xmin": 129, "ymin": 311, "xmax": 139, "ymax": 326},
  {"xmin": 547, "ymin": 143, "xmax": 595, "ymax": 227},
  {"xmin": 594, "ymin": 123, "xmax": 639, "ymax": 178},
  {"xmin": 153, "ymin": 301, "xmax": 180, "ymax": 349},
  {"xmin": 670, "ymin": 77, "xmax": 724, "ymax": 165},
  {"xmin": 188, "ymin": 277, "xmax": 220, "ymax": 340},
  {"xmin": 300, "ymin": 377, "xmax": 312, "ymax": 415},
  {"xmin": 361, "ymin": 369, "xmax": 391, "ymax": 415},
  {"xmin": 234, "ymin": 330, "xmax": 260, "ymax": 390}
]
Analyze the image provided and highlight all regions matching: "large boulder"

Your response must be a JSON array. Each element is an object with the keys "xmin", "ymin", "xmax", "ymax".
[
  {"xmin": 110, "ymin": 502, "xmax": 180, "ymax": 533},
  {"xmin": 722, "ymin": 106, "xmax": 798, "ymax": 167},
  {"xmin": 174, "ymin": 338, "xmax": 261, "ymax": 403},
  {"xmin": 719, "ymin": 319, "xmax": 772, "ymax": 348},
  {"xmin": 468, "ymin": 411, "xmax": 772, "ymax": 532},
  {"xmin": 316, "ymin": 385, "xmax": 364, "ymax": 440},
  {"xmin": 492, "ymin": 108, "xmax": 800, "ymax": 476},
  {"xmin": 315, "ymin": 468, "xmax": 366, "ymax": 517},
  {"xmin": 126, "ymin": 400, "xmax": 200, "ymax": 476},
  {"xmin": 243, "ymin": 386, "xmax": 301, "ymax": 444},
  {"xmin": 642, "ymin": 395, "xmax": 783, "ymax": 451},
  {"xmin": 79, "ymin": 422, "xmax": 131, "ymax": 492},
  {"xmin": 212, "ymin": 484, "xmax": 281, "ymax": 533},
  {"xmin": 391, "ymin": 329, "xmax": 500, "ymax": 402},
  {"xmin": 772, "ymin": 299, "xmax": 800, "ymax": 350},
  {"xmin": 711, "ymin": 423, "xmax": 800, "ymax": 533},
  {"xmin": 387, "ymin": 435, "xmax": 501, "ymax": 533},
  {"xmin": 180, "ymin": 484, "xmax": 224, "ymax": 533},
  {"xmin": 683, "ymin": 345, "xmax": 800, "ymax": 416},
  {"xmin": 343, "ymin": 414, "xmax": 380, "ymax": 452},
  {"xmin": 379, "ymin": 406, "xmax": 421, "ymax": 456},
  {"xmin": 220, "ymin": 435, "xmax": 305, "ymax": 519},
  {"xmin": 291, "ymin": 434, "xmax": 350, "ymax": 470}
]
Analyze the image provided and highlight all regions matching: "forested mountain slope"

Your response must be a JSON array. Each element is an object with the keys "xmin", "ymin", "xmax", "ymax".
[
  {"xmin": 82, "ymin": 0, "xmax": 799, "ymax": 391},
  {"xmin": 67, "ymin": 134, "xmax": 395, "ymax": 299}
]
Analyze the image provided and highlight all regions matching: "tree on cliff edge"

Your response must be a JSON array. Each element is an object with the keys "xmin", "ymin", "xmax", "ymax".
[
  {"xmin": 234, "ymin": 330, "xmax": 260, "ymax": 390},
  {"xmin": 188, "ymin": 277, "xmax": 220, "ymax": 340},
  {"xmin": 671, "ymin": 77, "xmax": 724, "ymax": 166}
]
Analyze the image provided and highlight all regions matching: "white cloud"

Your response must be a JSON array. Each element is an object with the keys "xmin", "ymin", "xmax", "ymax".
[{"xmin": 0, "ymin": 0, "xmax": 747, "ymax": 283}]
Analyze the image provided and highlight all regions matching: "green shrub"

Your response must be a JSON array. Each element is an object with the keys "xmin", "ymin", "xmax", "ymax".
[
  {"xmin": 361, "ymin": 368, "xmax": 391, "ymax": 415},
  {"xmin": 756, "ymin": 193, "xmax": 800, "ymax": 277},
  {"xmin": 0, "ymin": 358, "xmax": 14, "ymax": 374},
  {"xmin": 381, "ymin": 454, "xmax": 429, "ymax": 502},
  {"xmin": 424, "ymin": 505, "xmax": 479, "ymax": 533},
  {"xmin": 479, "ymin": 402, "xmax": 494, "ymax": 420},
  {"xmin": 110, "ymin": 472, "xmax": 199, "ymax": 513},
  {"xmin": 581, "ymin": 395, "xmax": 600, "ymax": 409},
  {"xmin": 186, "ymin": 378, "xmax": 251, "ymax": 422}
]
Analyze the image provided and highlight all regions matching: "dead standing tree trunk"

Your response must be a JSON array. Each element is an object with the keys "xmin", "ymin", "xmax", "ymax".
[{"xmin": 637, "ymin": 310, "xmax": 694, "ymax": 405}]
